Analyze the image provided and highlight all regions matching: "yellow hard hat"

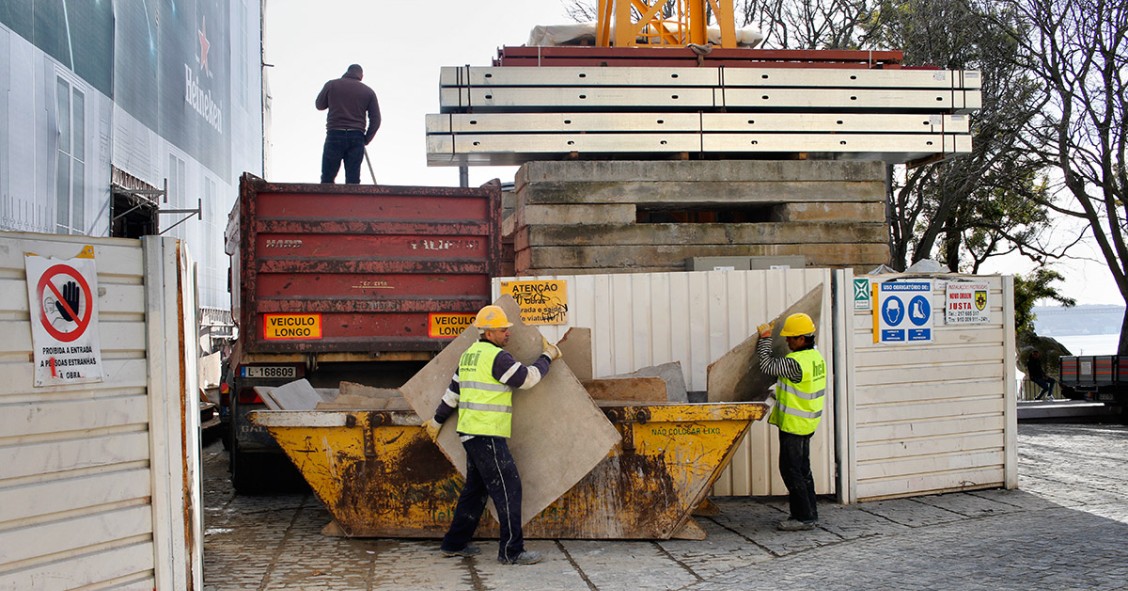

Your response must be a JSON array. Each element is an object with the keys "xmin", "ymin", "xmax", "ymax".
[
  {"xmin": 779, "ymin": 313, "xmax": 816, "ymax": 337},
  {"xmin": 473, "ymin": 305, "xmax": 512, "ymax": 329}
]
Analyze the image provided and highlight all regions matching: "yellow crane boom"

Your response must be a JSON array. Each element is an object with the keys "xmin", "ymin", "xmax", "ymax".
[{"xmin": 595, "ymin": 0, "xmax": 737, "ymax": 48}]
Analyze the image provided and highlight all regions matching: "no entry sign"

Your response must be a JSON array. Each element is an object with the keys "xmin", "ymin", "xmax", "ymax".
[{"xmin": 25, "ymin": 247, "xmax": 104, "ymax": 386}]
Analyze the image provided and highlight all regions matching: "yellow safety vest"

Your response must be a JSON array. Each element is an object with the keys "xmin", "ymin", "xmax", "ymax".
[
  {"xmin": 768, "ymin": 348, "xmax": 827, "ymax": 436},
  {"xmin": 457, "ymin": 341, "xmax": 513, "ymax": 438}
]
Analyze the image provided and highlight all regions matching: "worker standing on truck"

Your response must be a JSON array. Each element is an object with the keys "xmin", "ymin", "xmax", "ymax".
[
  {"xmin": 757, "ymin": 313, "xmax": 827, "ymax": 531},
  {"xmin": 424, "ymin": 305, "xmax": 562, "ymax": 565},
  {"xmin": 315, "ymin": 64, "xmax": 381, "ymax": 184}
]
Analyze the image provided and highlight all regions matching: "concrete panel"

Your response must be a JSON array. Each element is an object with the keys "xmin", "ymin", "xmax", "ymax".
[
  {"xmin": 517, "ymin": 203, "xmax": 636, "ymax": 226},
  {"xmin": 517, "ymin": 160, "xmax": 888, "ymax": 185},
  {"xmin": 516, "ymin": 223, "xmax": 888, "ymax": 247}
]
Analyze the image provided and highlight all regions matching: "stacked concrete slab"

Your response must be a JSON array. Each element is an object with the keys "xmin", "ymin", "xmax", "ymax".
[{"xmin": 512, "ymin": 159, "xmax": 888, "ymax": 275}]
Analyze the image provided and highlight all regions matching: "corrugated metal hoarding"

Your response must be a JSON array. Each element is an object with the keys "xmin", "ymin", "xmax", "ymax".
[
  {"xmin": 0, "ymin": 233, "xmax": 200, "ymax": 590},
  {"xmin": 839, "ymin": 270, "xmax": 1017, "ymax": 502}
]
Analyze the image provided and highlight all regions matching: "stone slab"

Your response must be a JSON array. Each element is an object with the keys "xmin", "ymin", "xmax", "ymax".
[
  {"xmin": 705, "ymin": 284, "xmax": 824, "ymax": 402},
  {"xmin": 556, "ymin": 327, "xmax": 593, "ymax": 382},
  {"xmin": 399, "ymin": 295, "xmax": 620, "ymax": 525}
]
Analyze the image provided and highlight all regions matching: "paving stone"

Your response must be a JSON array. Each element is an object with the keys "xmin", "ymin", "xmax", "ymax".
[{"xmin": 201, "ymin": 423, "xmax": 1128, "ymax": 591}]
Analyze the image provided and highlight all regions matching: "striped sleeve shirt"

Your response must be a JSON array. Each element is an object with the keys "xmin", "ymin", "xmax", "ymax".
[
  {"xmin": 756, "ymin": 337, "xmax": 803, "ymax": 383},
  {"xmin": 432, "ymin": 346, "xmax": 552, "ymax": 423}
]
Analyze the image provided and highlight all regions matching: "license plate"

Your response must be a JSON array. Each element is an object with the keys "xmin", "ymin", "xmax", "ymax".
[{"xmin": 242, "ymin": 366, "xmax": 297, "ymax": 379}]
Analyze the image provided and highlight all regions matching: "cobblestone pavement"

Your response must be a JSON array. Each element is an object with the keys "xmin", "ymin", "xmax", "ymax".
[{"xmin": 202, "ymin": 423, "xmax": 1128, "ymax": 591}]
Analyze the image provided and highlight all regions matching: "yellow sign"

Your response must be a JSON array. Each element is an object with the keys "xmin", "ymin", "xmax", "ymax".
[
  {"xmin": 428, "ymin": 313, "xmax": 476, "ymax": 338},
  {"xmin": 500, "ymin": 279, "xmax": 568, "ymax": 325},
  {"xmin": 263, "ymin": 314, "xmax": 322, "ymax": 339}
]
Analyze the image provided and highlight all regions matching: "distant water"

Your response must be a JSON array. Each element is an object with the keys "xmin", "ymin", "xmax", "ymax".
[{"xmin": 1052, "ymin": 334, "xmax": 1119, "ymax": 356}]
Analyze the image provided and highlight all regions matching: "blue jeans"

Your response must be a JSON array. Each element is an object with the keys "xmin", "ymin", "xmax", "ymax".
[{"xmin": 321, "ymin": 129, "xmax": 365, "ymax": 184}]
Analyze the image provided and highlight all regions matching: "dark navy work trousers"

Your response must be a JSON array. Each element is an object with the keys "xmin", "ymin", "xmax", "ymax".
[
  {"xmin": 320, "ymin": 129, "xmax": 365, "ymax": 184},
  {"xmin": 779, "ymin": 430, "xmax": 818, "ymax": 522},
  {"xmin": 440, "ymin": 435, "xmax": 525, "ymax": 562}
]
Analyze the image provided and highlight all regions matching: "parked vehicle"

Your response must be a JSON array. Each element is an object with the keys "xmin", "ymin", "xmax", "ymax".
[
  {"xmin": 223, "ymin": 173, "xmax": 502, "ymax": 492},
  {"xmin": 1058, "ymin": 355, "xmax": 1128, "ymax": 421}
]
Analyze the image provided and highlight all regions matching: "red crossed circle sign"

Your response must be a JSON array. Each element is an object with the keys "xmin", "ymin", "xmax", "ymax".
[{"xmin": 37, "ymin": 264, "xmax": 93, "ymax": 343}]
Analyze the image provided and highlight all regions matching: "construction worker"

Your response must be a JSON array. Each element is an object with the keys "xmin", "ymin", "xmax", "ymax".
[
  {"xmin": 757, "ymin": 312, "xmax": 827, "ymax": 531},
  {"xmin": 423, "ymin": 305, "xmax": 562, "ymax": 565},
  {"xmin": 315, "ymin": 64, "xmax": 381, "ymax": 184}
]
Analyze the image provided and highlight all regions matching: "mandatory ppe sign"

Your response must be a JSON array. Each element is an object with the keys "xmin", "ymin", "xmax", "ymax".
[
  {"xmin": 24, "ymin": 246, "xmax": 104, "ymax": 387},
  {"xmin": 263, "ymin": 314, "xmax": 322, "ymax": 339}
]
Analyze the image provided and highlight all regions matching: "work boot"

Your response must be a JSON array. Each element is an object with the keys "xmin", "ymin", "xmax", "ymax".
[
  {"xmin": 777, "ymin": 518, "xmax": 817, "ymax": 531},
  {"xmin": 441, "ymin": 544, "xmax": 481, "ymax": 558},
  {"xmin": 499, "ymin": 551, "xmax": 542, "ymax": 565}
]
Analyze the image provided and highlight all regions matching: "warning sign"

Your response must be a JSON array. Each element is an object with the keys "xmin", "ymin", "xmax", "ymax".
[
  {"xmin": 25, "ymin": 246, "xmax": 104, "ymax": 386},
  {"xmin": 945, "ymin": 282, "xmax": 990, "ymax": 324},
  {"xmin": 428, "ymin": 313, "xmax": 475, "ymax": 338},
  {"xmin": 263, "ymin": 314, "xmax": 322, "ymax": 339},
  {"xmin": 500, "ymin": 279, "xmax": 568, "ymax": 325}
]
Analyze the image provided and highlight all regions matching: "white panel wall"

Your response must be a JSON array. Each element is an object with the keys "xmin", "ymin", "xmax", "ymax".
[
  {"xmin": 840, "ymin": 271, "xmax": 1017, "ymax": 503},
  {"xmin": 0, "ymin": 232, "xmax": 199, "ymax": 591},
  {"xmin": 495, "ymin": 269, "xmax": 835, "ymax": 497}
]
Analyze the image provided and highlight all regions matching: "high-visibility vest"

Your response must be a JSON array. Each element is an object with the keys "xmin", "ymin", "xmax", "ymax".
[
  {"xmin": 457, "ymin": 341, "xmax": 513, "ymax": 438},
  {"xmin": 768, "ymin": 348, "xmax": 827, "ymax": 436}
]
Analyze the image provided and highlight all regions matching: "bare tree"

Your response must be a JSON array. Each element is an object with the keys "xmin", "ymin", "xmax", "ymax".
[{"xmin": 985, "ymin": 0, "xmax": 1128, "ymax": 352}]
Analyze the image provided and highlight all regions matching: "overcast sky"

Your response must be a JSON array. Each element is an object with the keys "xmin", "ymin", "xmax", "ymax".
[
  {"xmin": 261, "ymin": 0, "xmax": 1120, "ymax": 307},
  {"xmin": 262, "ymin": 0, "xmax": 574, "ymax": 188}
]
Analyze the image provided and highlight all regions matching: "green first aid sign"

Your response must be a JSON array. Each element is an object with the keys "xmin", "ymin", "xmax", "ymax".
[{"xmin": 853, "ymin": 278, "xmax": 871, "ymax": 310}]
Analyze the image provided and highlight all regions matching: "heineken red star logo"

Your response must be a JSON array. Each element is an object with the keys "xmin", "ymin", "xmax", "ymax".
[{"xmin": 198, "ymin": 16, "xmax": 211, "ymax": 75}]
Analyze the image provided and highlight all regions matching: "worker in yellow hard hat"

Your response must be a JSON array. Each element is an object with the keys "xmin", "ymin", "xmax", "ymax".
[
  {"xmin": 424, "ymin": 304, "xmax": 562, "ymax": 565},
  {"xmin": 756, "ymin": 312, "xmax": 827, "ymax": 532}
]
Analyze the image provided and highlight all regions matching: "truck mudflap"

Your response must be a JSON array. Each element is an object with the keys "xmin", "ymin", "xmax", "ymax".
[{"xmin": 249, "ymin": 401, "xmax": 766, "ymax": 540}]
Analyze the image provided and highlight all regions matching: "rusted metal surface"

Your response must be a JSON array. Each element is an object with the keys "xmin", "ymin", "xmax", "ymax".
[
  {"xmin": 494, "ymin": 46, "xmax": 905, "ymax": 69},
  {"xmin": 227, "ymin": 174, "xmax": 502, "ymax": 355},
  {"xmin": 249, "ymin": 401, "xmax": 767, "ymax": 540}
]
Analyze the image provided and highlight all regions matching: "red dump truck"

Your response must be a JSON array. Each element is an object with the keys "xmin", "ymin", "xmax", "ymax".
[{"xmin": 223, "ymin": 173, "xmax": 502, "ymax": 492}]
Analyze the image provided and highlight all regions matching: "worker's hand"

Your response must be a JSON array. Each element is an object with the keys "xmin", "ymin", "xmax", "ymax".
[
  {"xmin": 541, "ymin": 335, "xmax": 563, "ymax": 361},
  {"xmin": 423, "ymin": 418, "xmax": 442, "ymax": 441},
  {"xmin": 757, "ymin": 322, "xmax": 773, "ymax": 339}
]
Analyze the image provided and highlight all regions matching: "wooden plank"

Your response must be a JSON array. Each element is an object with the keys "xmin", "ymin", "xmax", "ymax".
[
  {"xmin": 855, "ymin": 397, "xmax": 1004, "ymax": 426},
  {"xmin": 0, "ymin": 468, "xmax": 150, "ymax": 525},
  {"xmin": 582, "ymin": 376, "xmax": 667, "ymax": 401},
  {"xmin": 0, "ymin": 236, "xmax": 144, "ymax": 277},
  {"xmin": 857, "ymin": 466, "xmax": 1005, "ymax": 501},
  {"xmin": 0, "ymin": 280, "xmax": 145, "ymax": 315},
  {"xmin": 853, "ymin": 342, "xmax": 1006, "ymax": 366}
]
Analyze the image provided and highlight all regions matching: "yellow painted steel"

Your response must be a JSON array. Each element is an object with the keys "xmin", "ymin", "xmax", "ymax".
[
  {"xmin": 595, "ymin": 0, "xmax": 737, "ymax": 48},
  {"xmin": 250, "ymin": 401, "xmax": 766, "ymax": 540}
]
